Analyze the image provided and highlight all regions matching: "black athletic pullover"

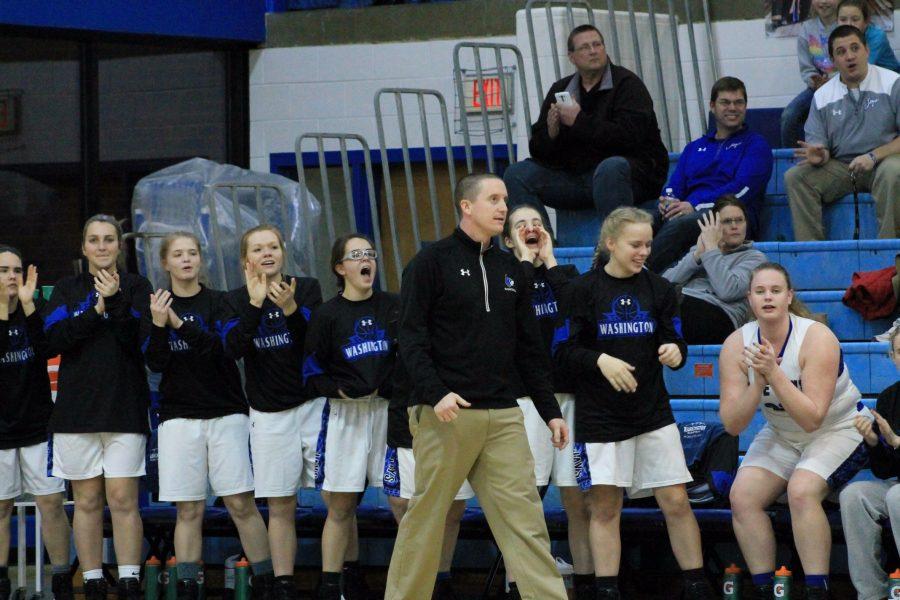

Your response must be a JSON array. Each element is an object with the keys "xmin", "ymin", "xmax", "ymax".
[
  {"xmin": 142, "ymin": 286, "xmax": 246, "ymax": 422},
  {"xmin": 303, "ymin": 289, "xmax": 400, "ymax": 400},
  {"xmin": 555, "ymin": 267, "xmax": 686, "ymax": 443},
  {"xmin": 400, "ymin": 228, "xmax": 561, "ymax": 423},
  {"xmin": 223, "ymin": 277, "xmax": 322, "ymax": 413},
  {"xmin": 517, "ymin": 262, "xmax": 580, "ymax": 396},
  {"xmin": 0, "ymin": 299, "xmax": 53, "ymax": 450},
  {"xmin": 43, "ymin": 272, "xmax": 152, "ymax": 434}
]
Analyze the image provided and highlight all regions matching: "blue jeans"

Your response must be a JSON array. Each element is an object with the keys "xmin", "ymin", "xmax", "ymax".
[
  {"xmin": 780, "ymin": 86, "xmax": 815, "ymax": 148},
  {"xmin": 503, "ymin": 157, "xmax": 649, "ymax": 233}
]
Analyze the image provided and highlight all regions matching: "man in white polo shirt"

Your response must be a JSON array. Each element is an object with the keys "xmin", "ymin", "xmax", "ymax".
[{"xmin": 786, "ymin": 24, "xmax": 900, "ymax": 241}]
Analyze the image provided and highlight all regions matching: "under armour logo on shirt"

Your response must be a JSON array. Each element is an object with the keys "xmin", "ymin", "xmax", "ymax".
[
  {"xmin": 360, "ymin": 318, "xmax": 374, "ymax": 327},
  {"xmin": 460, "ymin": 269, "xmax": 471, "ymax": 276},
  {"xmin": 832, "ymin": 108, "xmax": 842, "ymax": 116}
]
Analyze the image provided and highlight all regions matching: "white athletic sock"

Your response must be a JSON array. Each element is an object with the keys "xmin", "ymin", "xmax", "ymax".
[
  {"xmin": 118, "ymin": 565, "xmax": 140, "ymax": 579},
  {"xmin": 83, "ymin": 569, "xmax": 103, "ymax": 582}
]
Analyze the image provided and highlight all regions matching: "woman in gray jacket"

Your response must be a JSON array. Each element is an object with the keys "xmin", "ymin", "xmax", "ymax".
[{"xmin": 663, "ymin": 195, "xmax": 767, "ymax": 344}]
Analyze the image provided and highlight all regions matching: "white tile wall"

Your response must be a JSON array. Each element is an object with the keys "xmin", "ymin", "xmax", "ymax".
[{"xmin": 250, "ymin": 11, "xmax": 900, "ymax": 167}]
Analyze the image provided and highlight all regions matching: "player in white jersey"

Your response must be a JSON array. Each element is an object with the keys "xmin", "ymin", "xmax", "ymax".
[{"xmin": 719, "ymin": 262, "xmax": 865, "ymax": 600}]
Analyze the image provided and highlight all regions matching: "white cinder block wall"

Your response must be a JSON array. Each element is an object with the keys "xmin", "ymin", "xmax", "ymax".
[{"xmin": 250, "ymin": 11, "xmax": 900, "ymax": 173}]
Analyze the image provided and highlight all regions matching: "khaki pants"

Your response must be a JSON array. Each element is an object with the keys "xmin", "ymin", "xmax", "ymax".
[
  {"xmin": 785, "ymin": 155, "xmax": 900, "ymax": 241},
  {"xmin": 384, "ymin": 406, "xmax": 567, "ymax": 600}
]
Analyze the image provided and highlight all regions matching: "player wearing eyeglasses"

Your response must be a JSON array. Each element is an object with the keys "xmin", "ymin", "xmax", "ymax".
[{"xmin": 302, "ymin": 234, "xmax": 398, "ymax": 600}]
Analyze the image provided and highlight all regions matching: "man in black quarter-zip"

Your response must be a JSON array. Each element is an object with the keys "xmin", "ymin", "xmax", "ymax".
[{"xmin": 384, "ymin": 173, "xmax": 570, "ymax": 600}]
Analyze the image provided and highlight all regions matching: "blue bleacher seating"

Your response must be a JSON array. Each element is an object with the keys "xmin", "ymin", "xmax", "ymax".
[{"xmin": 556, "ymin": 149, "xmax": 883, "ymax": 247}]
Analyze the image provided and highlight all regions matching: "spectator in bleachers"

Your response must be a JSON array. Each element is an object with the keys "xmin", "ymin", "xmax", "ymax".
[
  {"xmin": 781, "ymin": 0, "xmax": 838, "ymax": 148},
  {"xmin": 503, "ymin": 24, "xmax": 668, "ymax": 233},
  {"xmin": 837, "ymin": 0, "xmax": 900, "ymax": 73},
  {"xmin": 0, "ymin": 248, "xmax": 73, "ymax": 600},
  {"xmin": 720, "ymin": 262, "xmax": 866, "ymax": 600},
  {"xmin": 662, "ymin": 196, "xmax": 767, "ymax": 344},
  {"xmin": 785, "ymin": 25, "xmax": 900, "ymax": 241},
  {"xmin": 647, "ymin": 77, "xmax": 773, "ymax": 273},
  {"xmin": 839, "ymin": 325, "xmax": 900, "ymax": 600}
]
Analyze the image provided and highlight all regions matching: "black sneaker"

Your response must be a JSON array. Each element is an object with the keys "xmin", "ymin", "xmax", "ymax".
[
  {"xmin": 805, "ymin": 588, "xmax": 829, "ymax": 600},
  {"xmin": 506, "ymin": 585, "xmax": 521, "ymax": 600},
  {"xmin": 340, "ymin": 565, "xmax": 371, "ymax": 600},
  {"xmin": 83, "ymin": 578, "xmax": 108, "ymax": 600},
  {"xmin": 432, "ymin": 579, "xmax": 460, "ymax": 600},
  {"xmin": 270, "ymin": 578, "xmax": 298, "ymax": 600},
  {"xmin": 176, "ymin": 579, "xmax": 199, "ymax": 600},
  {"xmin": 315, "ymin": 582, "xmax": 341, "ymax": 600},
  {"xmin": 116, "ymin": 577, "xmax": 140, "ymax": 600},
  {"xmin": 753, "ymin": 584, "xmax": 774, "ymax": 600},
  {"xmin": 595, "ymin": 587, "xmax": 621, "ymax": 600},
  {"xmin": 0, "ymin": 578, "xmax": 10, "ymax": 600},
  {"xmin": 250, "ymin": 572, "xmax": 273, "ymax": 600},
  {"xmin": 51, "ymin": 573, "xmax": 74, "ymax": 600},
  {"xmin": 683, "ymin": 579, "xmax": 715, "ymax": 600}
]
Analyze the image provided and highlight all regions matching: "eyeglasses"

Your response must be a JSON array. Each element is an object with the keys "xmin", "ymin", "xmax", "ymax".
[
  {"xmin": 341, "ymin": 249, "xmax": 377, "ymax": 261},
  {"xmin": 715, "ymin": 99, "xmax": 747, "ymax": 108},
  {"xmin": 573, "ymin": 41, "xmax": 604, "ymax": 53},
  {"xmin": 720, "ymin": 217, "xmax": 746, "ymax": 226}
]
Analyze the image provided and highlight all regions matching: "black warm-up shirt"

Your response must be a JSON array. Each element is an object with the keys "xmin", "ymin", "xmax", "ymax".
[
  {"xmin": 223, "ymin": 277, "xmax": 322, "ymax": 412},
  {"xmin": 142, "ymin": 286, "xmax": 246, "ymax": 422},
  {"xmin": 0, "ymin": 299, "xmax": 53, "ymax": 450},
  {"xmin": 303, "ymin": 289, "xmax": 400, "ymax": 400},
  {"xmin": 516, "ymin": 262, "xmax": 580, "ymax": 396},
  {"xmin": 400, "ymin": 228, "xmax": 561, "ymax": 423},
  {"xmin": 43, "ymin": 272, "xmax": 152, "ymax": 434},
  {"xmin": 529, "ymin": 64, "xmax": 669, "ymax": 196},
  {"xmin": 868, "ymin": 381, "xmax": 900, "ymax": 479},
  {"xmin": 555, "ymin": 267, "xmax": 686, "ymax": 443}
]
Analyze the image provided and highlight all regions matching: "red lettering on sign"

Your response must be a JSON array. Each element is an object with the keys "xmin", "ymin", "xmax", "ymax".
[{"xmin": 694, "ymin": 363, "xmax": 714, "ymax": 378}]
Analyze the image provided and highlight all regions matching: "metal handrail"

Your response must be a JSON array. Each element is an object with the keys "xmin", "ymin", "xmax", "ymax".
[
  {"xmin": 453, "ymin": 42, "xmax": 532, "ymax": 174},
  {"xmin": 293, "ymin": 133, "xmax": 384, "ymax": 290},
  {"xmin": 374, "ymin": 88, "xmax": 456, "ymax": 283},
  {"xmin": 524, "ymin": 0, "xmax": 596, "ymax": 97}
]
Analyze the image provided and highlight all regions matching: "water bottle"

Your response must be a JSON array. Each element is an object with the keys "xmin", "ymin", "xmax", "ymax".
[
  {"xmin": 223, "ymin": 554, "xmax": 240, "ymax": 600},
  {"xmin": 164, "ymin": 557, "xmax": 177, "ymax": 600},
  {"xmin": 661, "ymin": 187, "xmax": 676, "ymax": 213},
  {"xmin": 234, "ymin": 558, "xmax": 251, "ymax": 600},
  {"xmin": 722, "ymin": 563, "xmax": 741, "ymax": 599},
  {"xmin": 888, "ymin": 568, "xmax": 900, "ymax": 598},
  {"xmin": 773, "ymin": 566, "xmax": 792, "ymax": 599},
  {"xmin": 144, "ymin": 556, "xmax": 161, "ymax": 600}
]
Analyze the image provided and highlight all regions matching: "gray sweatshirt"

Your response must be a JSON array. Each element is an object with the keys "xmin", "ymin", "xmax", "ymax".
[
  {"xmin": 797, "ymin": 16, "xmax": 837, "ymax": 86},
  {"xmin": 662, "ymin": 241, "xmax": 767, "ymax": 328}
]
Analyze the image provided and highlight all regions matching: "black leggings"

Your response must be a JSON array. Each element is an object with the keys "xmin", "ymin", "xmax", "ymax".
[{"xmin": 679, "ymin": 294, "xmax": 737, "ymax": 345}]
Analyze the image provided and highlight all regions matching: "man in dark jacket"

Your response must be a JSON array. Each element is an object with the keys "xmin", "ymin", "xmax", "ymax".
[
  {"xmin": 504, "ymin": 24, "xmax": 669, "ymax": 230},
  {"xmin": 384, "ymin": 173, "xmax": 569, "ymax": 600}
]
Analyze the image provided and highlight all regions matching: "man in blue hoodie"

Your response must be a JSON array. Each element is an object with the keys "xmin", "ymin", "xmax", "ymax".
[{"xmin": 647, "ymin": 77, "xmax": 774, "ymax": 273}]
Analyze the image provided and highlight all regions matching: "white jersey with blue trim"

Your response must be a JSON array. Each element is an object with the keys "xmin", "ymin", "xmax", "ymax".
[{"xmin": 741, "ymin": 314, "xmax": 860, "ymax": 435}]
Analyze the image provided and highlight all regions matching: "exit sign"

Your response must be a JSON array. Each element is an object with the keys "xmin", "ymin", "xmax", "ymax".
[
  {"xmin": 461, "ymin": 71, "xmax": 515, "ymax": 115},
  {"xmin": 0, "ymin": 90, "xmax": 21, "ymax": 135}
]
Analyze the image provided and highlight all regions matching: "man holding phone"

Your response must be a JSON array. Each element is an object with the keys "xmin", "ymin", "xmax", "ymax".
[{"xmin": 504, "ymin": 24, "xmax": 668, "ymax": 232}]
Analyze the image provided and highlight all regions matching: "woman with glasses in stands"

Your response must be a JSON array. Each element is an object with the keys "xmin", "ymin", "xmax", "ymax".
[
  {"xmin": 663, "ymin": 195, "xmax": 767, "ymax": 344},
  {"xmin": 719, "ymin": 262, "xmax": 866, "ymax": 600}
]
